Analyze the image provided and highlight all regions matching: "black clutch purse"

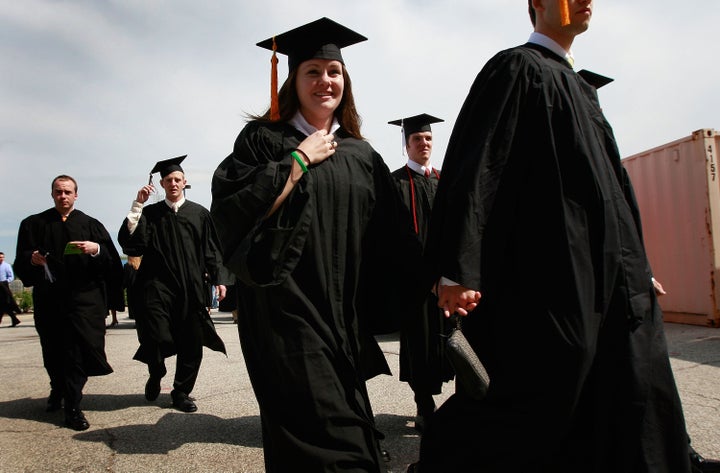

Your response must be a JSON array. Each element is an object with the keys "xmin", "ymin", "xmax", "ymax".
[{"xmin": 445, "ymin": 315, "xmax": 490, "ymax": 401}]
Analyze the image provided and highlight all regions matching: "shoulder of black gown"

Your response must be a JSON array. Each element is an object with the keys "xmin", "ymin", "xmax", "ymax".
[
  {"xmin": 69, "ymin": 209, "xmax": 98, "ymax": 226},
  {"xmin": 34, "ymin": 207, "xmax": 60, "ymax": 223},
  {"xmin": 211, "ymin": 119, "xmax": 295, "ymax": 219},
  {"xmin": 142, "ymin": 201, "xmax": 173, "ymax": 219},
  {"xmin": 211, "ymin": 120, "xmax": 303, "ymax": 283},
  {"xmin": 334, "ymin": 130, "xmax": 380, "ymax": 163},
  {"xmin": 214, "ymin": 120, "xmax": 296, "ymax": 190},
  {"xmin": 179, "ymin": 200, "xmax": 210, "ymax": 216},
  {"xmin": 391, "ymin": 166, "xmax": 411, "ymax": 180},
  {"xmin": 435, "ymin": 42, "xmax": 544, "ymax": 192},
  {"xmin": 13, "ymin": 208, "xmax": 56, "ymax": 286}
]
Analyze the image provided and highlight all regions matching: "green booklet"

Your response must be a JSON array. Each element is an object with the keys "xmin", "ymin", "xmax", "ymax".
[{"xmin": 64, "ymin": 243, "xmax": 82, "ymax": 255}]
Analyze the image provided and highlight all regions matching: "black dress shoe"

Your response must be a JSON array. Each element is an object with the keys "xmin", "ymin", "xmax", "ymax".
[
  {"xmin": 64, "ymin": 409, "xmax": 90, "ymax": 431},
  {"xmin": 46, "ymin": 391, "xmax": 63, "ymax": 412},
  {"xmin": 145, "ymin": 376, "xmax": 161, "ymax": 401},
  {"xmin": 171, "ymin": 390, "xmax": 197, "ymax": 413},
  {"xmin": 691, "ymin": 448, "xmax": 720, "ymax": 473}
]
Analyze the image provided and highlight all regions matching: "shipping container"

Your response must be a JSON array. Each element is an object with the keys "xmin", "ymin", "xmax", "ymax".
[{"xmin": 624, "ymin": 128, "xmax": 720, "ymax": 327}]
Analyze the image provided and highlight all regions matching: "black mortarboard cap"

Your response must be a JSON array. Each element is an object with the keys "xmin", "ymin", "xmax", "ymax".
[
  {"xmin": 150, "ymin": 155, "xmax": 186, "ymax": 179},
  {"xmin": 388, "ymin": 113, "xmax": 444, "ymax": 141},
  {"xmin": 577, "ymin": 69, "xmax": 614, "ymax": 89},
  {"xmin": 257, "ymin": 17, "xmax": 367, "ymax": 71}
]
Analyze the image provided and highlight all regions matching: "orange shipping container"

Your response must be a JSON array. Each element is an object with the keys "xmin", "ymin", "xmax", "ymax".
[{"xmin": 624, "ymin": 128, "xmax": 720, "ymax": 327}]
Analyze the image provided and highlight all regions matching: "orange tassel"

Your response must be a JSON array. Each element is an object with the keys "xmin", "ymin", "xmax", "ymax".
[
  {"xmin": 560, "ymin": 0, "xmax": 571, "ymax": 26},
  {"xmin": 270, "ymin": 36, "xmax": 279, "ymax": 121}
]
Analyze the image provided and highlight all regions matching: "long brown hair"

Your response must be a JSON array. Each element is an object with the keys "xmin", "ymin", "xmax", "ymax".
[{"xmin": 250, "ymin": 65, "xmax": 364, "ymax": 140}]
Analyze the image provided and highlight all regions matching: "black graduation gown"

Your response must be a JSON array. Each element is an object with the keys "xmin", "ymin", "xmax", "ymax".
[
  {"xmin": 420, "ymin": 43, "xmax": 691, "ymax": 472},
  {"xmin": 14, "ymin": 208, "xmax": 122, "ymax": 376},
  {"xmin": 118, "ymin": 200, "xmax": 226, "ymax": 362},
  {"xmin": 0, "ymin": 279, "xmax": 21, "ymax": 316},
  {"xmin": 122, "ymin": 262, "xmax": 140, "ymax": 319},
  {"xmin": 211, "ymin": 121, "xmax": 420, "ymax": 473},
  {"xmin": 391, "ymin": 166, "xmax": 453, "ymax": 395}
]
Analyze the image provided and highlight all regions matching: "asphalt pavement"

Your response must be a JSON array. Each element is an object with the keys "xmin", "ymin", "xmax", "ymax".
[{"xmin": 0, "ymin": 311, "xmax": 718, "ymax": 472}]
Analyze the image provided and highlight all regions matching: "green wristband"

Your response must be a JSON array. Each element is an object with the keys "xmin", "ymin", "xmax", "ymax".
[{"xmin": 292, "ymin": 151, "xmax": 308, "ymax": 173}]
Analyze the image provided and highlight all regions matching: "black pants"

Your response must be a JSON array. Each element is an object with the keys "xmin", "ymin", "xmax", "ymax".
[
  {"xmin": 35, "ymin": 314, "xmax": 87, "ymax": 411},
  {"xmin": 144, "ymin": 312, "xmax": 204, "ymax": 396},
  {"xmin": 413, "ymin": 389, "xmax": 436, "ymax": 417},
  {"xmin": 0, "ymin": 281, "xmax": 21, "ymax": 323}
]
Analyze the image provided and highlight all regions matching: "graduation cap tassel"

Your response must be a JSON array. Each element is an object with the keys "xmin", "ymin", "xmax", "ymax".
[
  {"xmin": 400, "ymin": 119, "xmax": 406, "ymax": 157},
  {"xmin": 270, "ymin": 36, "xmax": 280, "ymax": 121},
  {"xmin": 559, "ymin": 0, "xmax": 571, "ymax": 26}
]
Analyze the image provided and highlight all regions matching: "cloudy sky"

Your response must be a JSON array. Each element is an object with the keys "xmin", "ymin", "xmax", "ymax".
[{"xmin": 1, "ymin": 0, "xmax": 718, "ymax": 264}]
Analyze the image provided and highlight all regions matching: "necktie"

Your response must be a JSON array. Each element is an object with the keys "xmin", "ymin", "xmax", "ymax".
[
  {"xmin": 566, "ymin": 56, "xmax": 574, "ymax": 68},
  {"xmin": 61, "ymin": 215, "xmax": 67, "ymax": 222},
  {"xmin": 424, "ymin": 168, "xmax": 431, "ymax": 178}
]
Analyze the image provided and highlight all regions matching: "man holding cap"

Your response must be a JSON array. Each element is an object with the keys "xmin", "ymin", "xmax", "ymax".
[{"xmin": 119, "ymin": 155, "xmax": 227, "ymax": 413}]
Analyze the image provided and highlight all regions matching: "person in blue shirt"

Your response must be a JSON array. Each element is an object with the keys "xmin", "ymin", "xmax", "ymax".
[{"xmin": 0, "ymin": 251, "xmax": 22, "ymax": 326}]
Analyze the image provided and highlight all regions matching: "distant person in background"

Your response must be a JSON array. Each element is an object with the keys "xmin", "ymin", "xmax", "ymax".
[
  {"xmin": 0, "ymin": 251, "xmax": 22, "ymax": 327},
  {"xmin": 123, "ymin": 256, "xmax": 141, "ymax": 320},
  {"xmin": 216, "ymin": 273, "xmax": 239, "ymax": 324},
  {"xmin": 14, "ymin": 175, "xmax": 123, "ymax": 431},
  {"xmin": 106, "ymin": 276, "xmax": 124, "ymax": 327},
  {"xmin": 387, "ymin": 114, "xmax": 453, "ymax": 433},
  {"xmin": 118, "ymin": 156, "xmax": 227, "ymax": 414},
  {"xmin": 107, "ymin": 309, "xmax": 119, "ymax": 327}
]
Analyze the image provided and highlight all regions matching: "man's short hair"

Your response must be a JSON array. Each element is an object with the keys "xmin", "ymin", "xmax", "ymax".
[{"xmin": 51, "ymin": 175, "xmax": 78, "ymax": 193}]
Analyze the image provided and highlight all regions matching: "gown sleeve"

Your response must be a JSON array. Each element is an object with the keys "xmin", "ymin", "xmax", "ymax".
[
  {"xmin": 13, "ymin": 216, "xmax": 43, "ymax": 287},
  {"xmin": 426, "ymin": 50, "xmax": 538, "ymax": 291},
  {"xmin": 118, "ymin": 213, "xmax": 148, "ymax": 257},
  {"xmin": 200, "ymin": 208, "xmax": 230, "ymax": 286},
  {"xmin": 211, "ymin": 121, "xmax": 312, "ymax": 286}
]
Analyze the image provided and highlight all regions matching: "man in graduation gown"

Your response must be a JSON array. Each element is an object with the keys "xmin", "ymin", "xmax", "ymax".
[
  {"xmin": 412, "ymin": 1, "xmax": 695, "ymax": 471},
  {"xmin": 118, "ymin": 156, "xmax": 227, "ymax": 413},
  {"xmin": 388, "ymin": 114, "xmax": 453, "ymax": 433},
  {"xmin": 14, "ymin": 175, "xmax": 123, "ymax": 431}
]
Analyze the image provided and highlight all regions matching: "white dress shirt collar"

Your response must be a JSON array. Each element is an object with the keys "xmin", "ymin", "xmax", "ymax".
[
  {"xmin": 528, "ymin": 32, "xmax": 574, "ymax": 67},
  {"xmin": 165, "ymin": 197, "xmax": 185, "ymax": 212},
  {"xmin": 290, "ymin": 111, "xmax": 341, "ymax": 137},
  {"xmin": 406, "ymin": 159, "xmax": 432, "ymax": 176}
]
